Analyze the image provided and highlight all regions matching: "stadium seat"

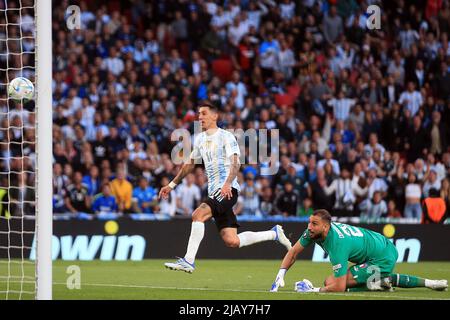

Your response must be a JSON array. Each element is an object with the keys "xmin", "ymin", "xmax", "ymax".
[
  {"xmin": 275, "ymin": 93, "xmax": 295, "ymax": 108},
  {"xmin": 212, "ymin": 59, "xmax": 234, "ymax": 82},
  {"xmin": 286, "ymin": 84, "xmax": 301, "ymax": 98}
]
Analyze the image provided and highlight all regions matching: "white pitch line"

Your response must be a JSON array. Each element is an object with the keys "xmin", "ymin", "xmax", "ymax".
[{"xmin": 52, "ymin": 282, "xmax": 449, "ymax": 300}]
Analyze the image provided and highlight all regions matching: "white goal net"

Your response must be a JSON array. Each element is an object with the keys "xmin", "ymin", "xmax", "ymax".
[{"xmin": 0, "ymin": 0, "xmax": 40, "ymax": 300}]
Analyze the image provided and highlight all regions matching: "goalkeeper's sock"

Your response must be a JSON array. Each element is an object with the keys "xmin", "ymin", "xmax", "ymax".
[
  {"xmin": 184, "ymin": 221, "xmax": 205, "ymax": 265},
  {"xmin": 390, "ymin": 274, "xmax": 426, "ymax": 288},
  {"xmin": 238, "ymin": 230, "xmax": 276, "ymax": 248}
]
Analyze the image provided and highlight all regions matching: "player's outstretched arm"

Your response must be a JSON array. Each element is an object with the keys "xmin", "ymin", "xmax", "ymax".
[
  {"xmin": 316, "ymin": 275, "xmax": 347, "ymax": 292},
  {"xmin": 158, "ymin": 161, "xmax": 195, "ymax": 200},
  {"xmin": 280, "ymin": 241, "xmax": 304, "ymax": 270},
  {"xmin": 270, "ymin": 242, "xmax": 304, "ymax": 292}
]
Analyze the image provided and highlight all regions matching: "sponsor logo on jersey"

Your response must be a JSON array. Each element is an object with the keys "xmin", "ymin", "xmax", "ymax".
[{"xmin": 332, "ymin": 264, "xmax": 342, "ymax": 271}]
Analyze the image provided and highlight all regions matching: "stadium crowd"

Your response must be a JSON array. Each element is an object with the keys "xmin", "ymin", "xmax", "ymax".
[{"xmin": 2, "ymin": 0, "xmax": 450, "ymax": 222}]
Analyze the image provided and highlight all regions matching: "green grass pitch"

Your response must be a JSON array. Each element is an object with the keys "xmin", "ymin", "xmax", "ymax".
[{"xmin": 1, "ymin": 260, "xmax": 450, "ymax": 300}]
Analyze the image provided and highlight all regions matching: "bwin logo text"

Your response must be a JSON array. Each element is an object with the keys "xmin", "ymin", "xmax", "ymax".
[{"xmin": 29, "ymin": 235, "xmax": 146, "ymax": 261}]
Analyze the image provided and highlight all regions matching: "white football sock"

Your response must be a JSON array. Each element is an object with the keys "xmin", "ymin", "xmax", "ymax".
[
  {"xmin": 184, "ymin": 221, "xmax": 205, "ymax": 265},
  {"xmin": 277, "ymin": 268, "xmax": 287, "ymax": 280},
  {"xmin": 425, "ymin": 279, "xmax": 434, "ymax": 288},
  {"xmin": 238, "ymin": 230, "xmax": 276, "ymax": 248}
]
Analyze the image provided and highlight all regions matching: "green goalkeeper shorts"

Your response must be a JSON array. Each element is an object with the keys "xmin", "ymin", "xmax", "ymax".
[{"xmin": 349, "ymin": 241, "xmax": 399, "ymax": 285}]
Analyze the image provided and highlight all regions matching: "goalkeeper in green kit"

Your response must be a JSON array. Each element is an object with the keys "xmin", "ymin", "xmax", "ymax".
[{"xmin": 270, "ymin": 209, "xmax": 448, "ymax": 293}]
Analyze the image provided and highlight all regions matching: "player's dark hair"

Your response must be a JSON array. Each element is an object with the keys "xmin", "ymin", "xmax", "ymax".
[
  {"xmin": 312, "ymin": 209, "xmax": 332, "ymax": 225},
  {"xmin": 198, "ymin": 101, "xmax": 218, "ymax": 113}
]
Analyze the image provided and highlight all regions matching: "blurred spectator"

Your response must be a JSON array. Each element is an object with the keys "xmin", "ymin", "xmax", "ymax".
[
  {"xmin": 239, "ymin": 173, "xmax": 261, "ymax": 216},
  {"xmin": 228, "ymin": 15, "xmax": 248, "ymax": 49},
  {"xmin": 404, "ymin": 116, "xmax": 428, "ymax": 162},
  {"xmin": 366, "ymin": 168, "xmax": 388, "ymax": 199},
  {"xmin": 278, "ymin": 39, "xmax": 296, "ymax": 80},
  {"xmin": 362, "ymin": 79, "xmax": 383, "ymax": 106},
  {"xmin": 64, "ymin": 171, "xmax": 91, "ymax": 214},
  {"xmin": 429, "ymin": 110, "xmax": 448, "ymax": 155},
  {"xmin": 364, "ymin": 133, "xmax": 386, "ymax": 159},
  {"xmin": 82, "ymin": 165, "xmax": 100, "ymax": 196},
  {"xmin": 404, "ymin": 173, "xmax": 423, "ymax": 220},
  {"xmin": 110, "ymin": 166, "xmax": 133, "ymax": 213},
  {"xmin": 399, "ymin": 22, "xmax": 420, "ymax": 51},
  {"xmin": 155, "ymin": 176, "xmax": 176, "ymax": 217},
  {"xmin": 399, "ymin": 81, "xmax": 423, "ymax": 117},
  {"xmin": 259, "ymin": 32, "xmax": 280, "ymax": 77},
  {"xmin": 423, "ymin": 169, "xmax": 442, "ymax": 197},
  {"xmin": 383, "ymin": 75, "xmax": 402, "ymax": 108},
  {"xmin": 101, "ymin": 47, "xmax": 124, "ymax": 76},
  {"xmin": 387, "ymin": 50, "xmax": 406, "ymax": 86},
  {"xmin": 321, "ymin": 167, "xmax": 366, "ymax": 216},
  {"xmin": 226, "ymin": 71, "xmax": 248, "ymax": 109},
  {"xmin": 92, "ymin": 184, "xmax": 118, "ymax": 215},
  {"xmin": 281, "ymin": 165, "xmax": 303, "ymax": 191},
  {"xmin": 171, "ymin": 11, "xmax": 189, "ymax": 56},
  {"xmin": 53, "ymin": 165, "xmax": 69, "ymax": 213},
  {"xmin": 359, "ymin": 191, "xmax": 388, "ymax": 219},
  {"xmin": 422, "ymin": 188, "xmax": 447, "ymax": 223},
  {"xmin": 387, "ymin": 199, "xmax": 403, "ymax": 218},
  {"xmin": 275, "ymin": 181, "xmax": 299, "ymax": 217},
  {"xmin": 317, "ymin": 149, "xmax": 340, "ymax": 176},
  {"xmin": 201, "ymin": 26, "xmax": 224, "ymax": 60},
  {"xmin": 9, "ymin": 172, "xmax": 35, "ymax": 217},
  {"xmin": 175, "ymin": 173, "xmax": 201, "ymax": 216},
  {"xmin": 279, "ymin": 0, "xmax": 295, "ymax": 21},
  {"xmin": 327, "ymin": 90, "xmax": 356, "ymax": 122},
  {"xmin": 309, "ymin": 74, "xmax": 333, "ymax": 116},
  {"xmin": 92, "ymin": 130, "xmax": 110, "ymax": 167},
  {"xmin": 323, "ymin": 6, "xmax": 343, "ymax": 45},
  {"xmin": 259, "ymin": 185, "xmax": 275, "ymax": 217},
  {"xmin": 247, "ymin": 1, "xmax": 269, "ymax": 30},
  {"xmin": 298, "ymin": 198, "xmax": 314, "ymax": 217},
  {"xmin": 408, "ymin": 59, "xmax": 427, "ymax": 89},
  {"xmin": 132, "ymin": 177, "xmax": 158, "ymax": 214}
]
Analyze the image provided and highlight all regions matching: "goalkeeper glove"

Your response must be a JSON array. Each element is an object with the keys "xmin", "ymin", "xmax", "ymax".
[
  {"xmin": 294, "ymin": 279, "xmax": 320, "ymax": 293},
  {"xmin": 270, "ymin": 269, "xmax": 286, "ymax": 292}
]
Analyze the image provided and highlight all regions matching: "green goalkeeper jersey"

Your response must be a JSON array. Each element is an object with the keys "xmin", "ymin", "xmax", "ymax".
[{"xmin": 299, "ymin": 222, "xmax": 393, "ymax": 278}]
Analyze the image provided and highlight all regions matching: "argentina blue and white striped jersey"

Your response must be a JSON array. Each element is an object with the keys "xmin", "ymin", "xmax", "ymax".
[{"xmin": 190, "ymin": 128, "xmax": 241, "ymax": 198}]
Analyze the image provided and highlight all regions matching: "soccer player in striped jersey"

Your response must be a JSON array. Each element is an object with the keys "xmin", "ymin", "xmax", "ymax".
[{"xmin": 159, "ymin": 102, "xmax": 291, "ymax": 273}]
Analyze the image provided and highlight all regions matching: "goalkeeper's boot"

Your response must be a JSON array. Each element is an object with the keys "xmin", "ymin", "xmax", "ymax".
[
  {"xmin": 427, "ymin": 279, "xmax": 448, "ymax": 291},
  {"xmin": 271, "ymin": 225, "xmax": 292, "ymax": 251},
  {"xmin": 381, "ymin": 276, "xmax": 395, "ymax": 292},
  {"xmin": 164, "ymin": 257, "xmax": 195, "ymax": 273},
  {"xmin": 367, "ymin": 277, "xmax": 394, "ymax": 291}
]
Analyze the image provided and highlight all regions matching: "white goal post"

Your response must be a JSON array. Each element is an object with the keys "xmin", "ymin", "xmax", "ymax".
[{"xmin": 35, "ymin": 0, "xmax": 52, "ymax": 300}]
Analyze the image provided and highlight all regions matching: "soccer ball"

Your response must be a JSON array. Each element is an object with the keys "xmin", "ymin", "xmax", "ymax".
[{"xmin": 7, "ymin": 77, "xmax": 34, "ymax": 101}]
